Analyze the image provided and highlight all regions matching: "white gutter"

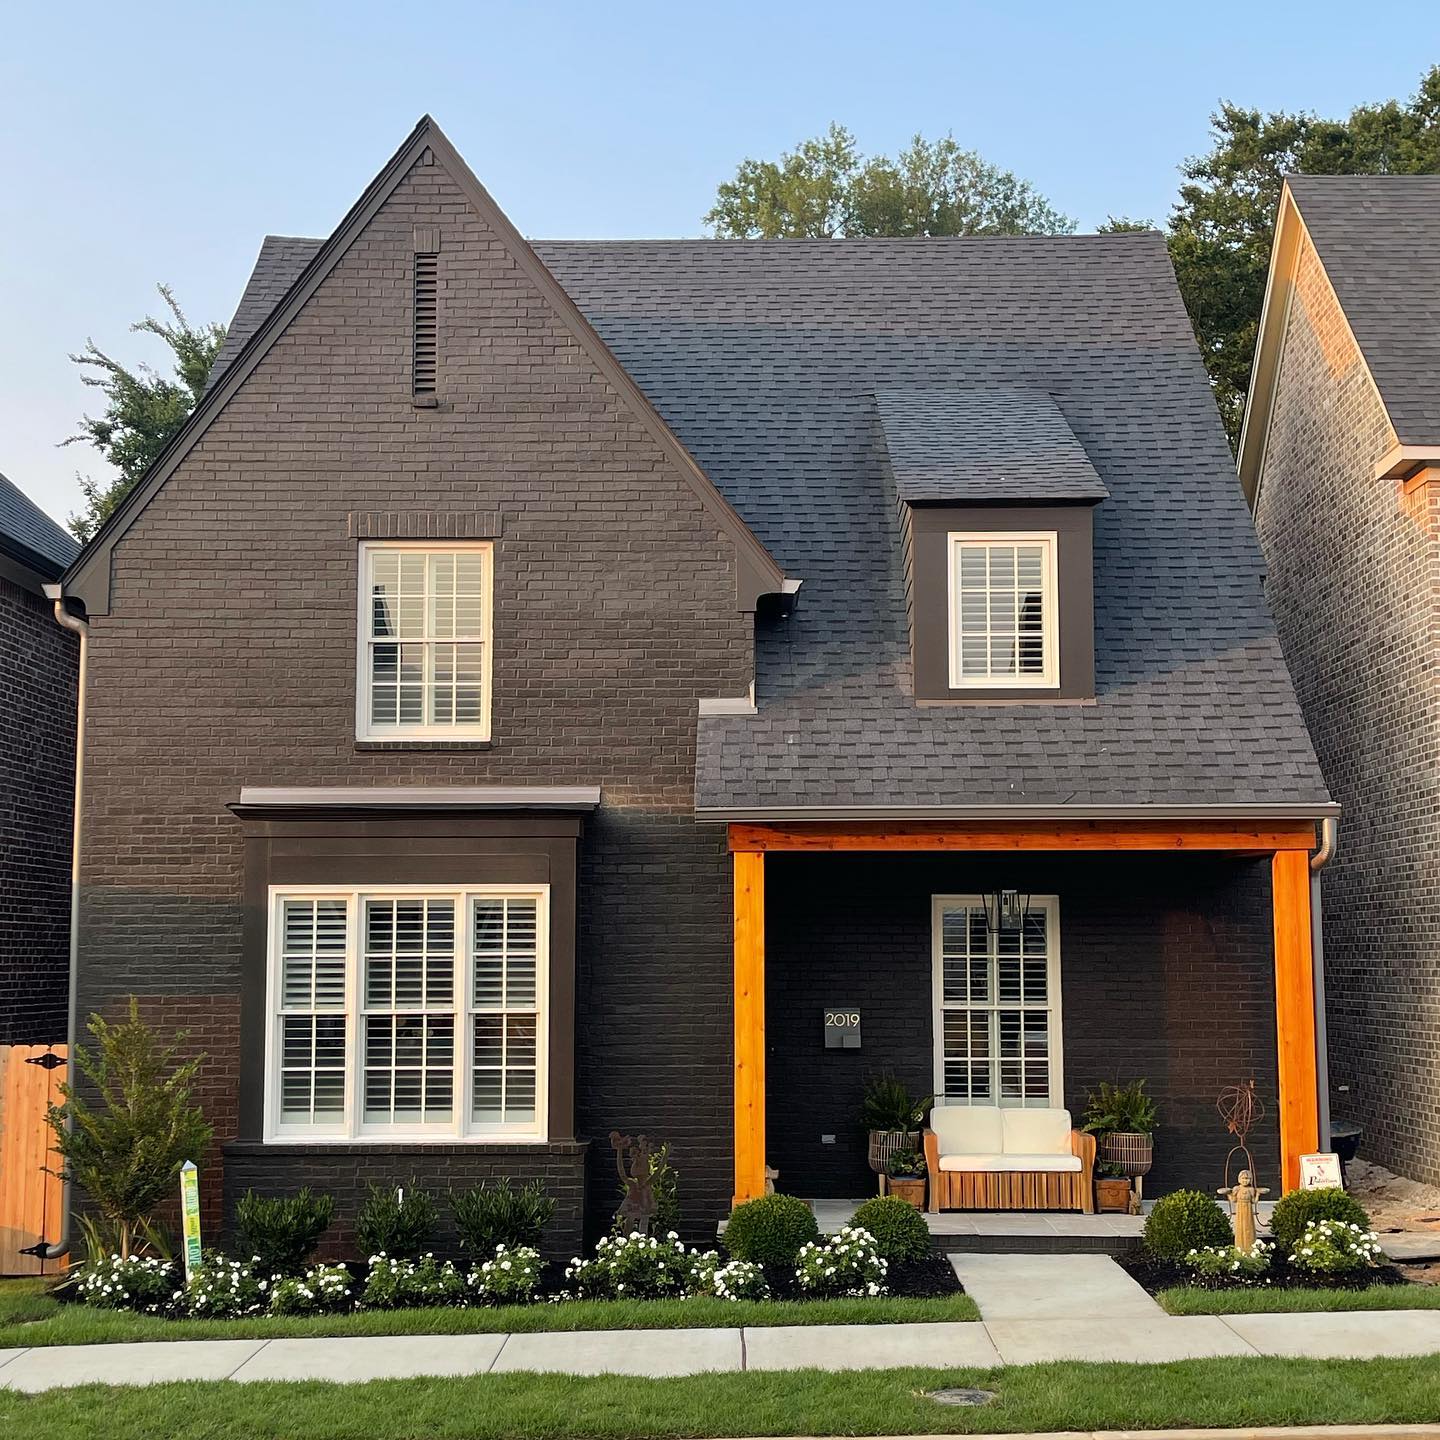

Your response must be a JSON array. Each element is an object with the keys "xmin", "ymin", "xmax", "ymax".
[{"xmin": 39, "ymin": 584, "xmax": 87, "ymax": 1261}]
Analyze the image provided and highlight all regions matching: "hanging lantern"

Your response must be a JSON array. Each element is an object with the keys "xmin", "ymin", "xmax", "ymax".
[{"xmin": 983, "ymin": 888, "xmax": 1030, "ymax": 933}]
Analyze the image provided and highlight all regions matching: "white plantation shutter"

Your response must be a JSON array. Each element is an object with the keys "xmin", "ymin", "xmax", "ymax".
[
  {"xmin": 948, "ymin": 534, "xmax": 1057, "ymax": 687},
  {"xmin": 934, "ymin": 897, "xmax": 1061, "ymax": 1107},
  {"xmin": 278, "ymin": 899, "xmax": 349, "ymax": 1126},
  {"xmin": 470, "ymin": 897, "xmax": 540, "ymax": 1127}
]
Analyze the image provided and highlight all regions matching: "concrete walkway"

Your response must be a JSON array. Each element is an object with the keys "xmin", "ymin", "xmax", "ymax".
[{"xmin": 4, "ymin": 1306, "xmax": 1440, "ymax": 1390}]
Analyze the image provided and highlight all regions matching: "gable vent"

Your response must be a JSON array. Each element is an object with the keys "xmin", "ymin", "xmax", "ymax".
[{"xmin": 412, "ymin": 251, "xmax": 439, "ymax": 401}]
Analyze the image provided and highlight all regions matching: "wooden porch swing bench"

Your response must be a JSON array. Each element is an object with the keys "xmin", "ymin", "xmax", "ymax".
[{"xmin": 923, "ymin": 1105, "xmax": 1096, "ymax": 1213}]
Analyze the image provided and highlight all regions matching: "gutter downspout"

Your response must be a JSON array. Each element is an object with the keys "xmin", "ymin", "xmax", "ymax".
[
  {"xmin": 1309, "ymin": 815, "xmax": 1338, "ymax": 1152},
  {"xmin": 39, "ymin": 584, "xmax": 87, "ymax": 1261}
]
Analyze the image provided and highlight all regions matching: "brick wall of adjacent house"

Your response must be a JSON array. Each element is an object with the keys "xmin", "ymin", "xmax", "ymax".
[
  {"xmin": 76, "ymin": 150, "xmax": 753, "ymax": 1250},
  {"xmin": 0, "ymin": 574, "xmax": 76, "ymax": 1045},
  {"xmin": 767, "ymin": 852, "xmax": 1279, "ymax": 1197},
  {"xmin": 1254, "ymin": 234, "xmax": 1440, "ymax": 1186}
]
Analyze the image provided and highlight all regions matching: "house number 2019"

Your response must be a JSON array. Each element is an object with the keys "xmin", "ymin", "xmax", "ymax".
[
  {"xmin": 826, "ymin": 1011, "xmax": 860, "ymax": 1027},
  {"xmin": 823, "ymin": 1009, "xmax": 861, "ymax": 1048}
]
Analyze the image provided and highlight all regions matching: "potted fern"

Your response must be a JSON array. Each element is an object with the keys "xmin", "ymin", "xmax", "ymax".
[
  {"xmin": 1082, "ymin": 1079, "xmax": 1157, "ymax": 1212},
  {"xmin": 860, "ymin": 1072, "xmax": 930, "ymax": 1195}
]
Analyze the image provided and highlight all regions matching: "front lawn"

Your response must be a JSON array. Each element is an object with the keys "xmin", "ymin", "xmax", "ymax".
[
  {"xmin": 1160, "ymin": 1282, "xmax": 1440, "ymax": 1314},
  {"xmin": 3, "ymin": 1358, "xmax": 1440, "ymax": 1439},
  {"xmin": 0, "ymin": 1279, "xmax": 976, "ymax": 1349}
]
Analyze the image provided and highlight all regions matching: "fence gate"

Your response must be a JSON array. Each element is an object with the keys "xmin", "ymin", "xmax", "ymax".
[{"xmin": 0, "ymin": 1045, "xmax": 67, "ymax": 1275}]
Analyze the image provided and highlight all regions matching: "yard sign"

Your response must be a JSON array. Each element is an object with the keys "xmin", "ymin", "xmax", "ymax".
[
  {"xmin": 180, "ymin": 1160, "xmax": 202, "ymax": 1279},
  {"xmin": 1298, "ymin": 1152, "xmax": 1342, "ymax": 1190}
]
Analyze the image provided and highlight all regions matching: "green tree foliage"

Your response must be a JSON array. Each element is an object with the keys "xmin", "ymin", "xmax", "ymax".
[
  {"xmin": 706, "ymin": 123, "xmax": 1075, "ymax": 239},
  {"xmin": 64, "ymin": 285, "xmax": 226, "ymax": 542},
  {"xmin": 46, "ymin": 997, "xmax": 213, "ymax": 1259},
  {"xmin": 1169, "ymin": 66, "xmax": 1440, "ymax": 447}
]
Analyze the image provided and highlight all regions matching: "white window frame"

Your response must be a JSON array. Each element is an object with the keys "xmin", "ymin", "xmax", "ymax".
[
  {"xmin": 355, "ymin": 540, "xmax": 494, "ymax": 741},
  {"xmin": 930, "ymin": 894, "xmax": 1063, "ymax": 1108},
  {"xmin": 946, "ymin": 532, "xmax": 1059, "ymax": 690},
  {"xmin": 264, "ymin": 883, "xmax": 549, "ymax": 1144}
]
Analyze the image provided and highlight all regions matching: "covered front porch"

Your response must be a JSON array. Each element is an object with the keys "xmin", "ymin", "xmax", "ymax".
[{"xmin": 731, "ymin": 817, "xmax": 1324, "ymax": 1212}]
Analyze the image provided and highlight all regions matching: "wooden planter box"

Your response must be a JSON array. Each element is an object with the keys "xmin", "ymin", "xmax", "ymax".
[
  {"xmin": 888, "ymin": 1177, "xmax": 926, "ymax": 1209},
  {"xmin": 1095, "ymin": 1176, "xmax": 1133, "ymax": 1213}
]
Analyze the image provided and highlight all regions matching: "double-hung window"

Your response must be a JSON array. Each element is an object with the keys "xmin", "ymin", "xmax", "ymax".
[
  {"xmin": 932, "ymin": 895, "xmax": 1062, "ymax": 1107},
  {"xmin": 268, "ymin": 886, "xmax": 547, "ymax": 1141},
  {"xmin": 947, "ymin": 533, "xmax": 1058, "ymax": 688},
  {"xmin": 358, "ymin": 542, "xmax": 492, "ymax": 740}
]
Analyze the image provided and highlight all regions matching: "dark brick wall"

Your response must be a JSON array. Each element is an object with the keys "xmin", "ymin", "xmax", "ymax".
[
  {"xmin": 0, "ymin": 574, "xmax": 76, "ymax": 1044},
  {"xmin": 1254, "ymin": 234, "xmax": 1440, "ymax": 1185},
  {"xmin": 75, "ymin": 151, "xmax": 752, "ymax": 1243},
  {"xmin": 767, "ymin": 852, "xmax": 1280, "ymax": 1197}
]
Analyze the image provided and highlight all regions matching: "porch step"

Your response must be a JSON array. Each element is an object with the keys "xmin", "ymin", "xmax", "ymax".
[{"xmin": 935, "ymin": 1229, "xmax": 1141, "ymax": 1257}]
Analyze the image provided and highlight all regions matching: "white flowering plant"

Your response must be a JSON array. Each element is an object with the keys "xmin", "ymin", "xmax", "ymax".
[
  {"xmin": 268, "ymin": 1263, "xmax": 355, "ymax": 1315},
  {"xmin": 76, "ymin": 1253, "xmax": 178, "ymax": 1313},
  {"xmin": 362, "ymin": 1252, "xmax": 467, "ymax": 1309},
  {"xmin": 564, "ymin": 1230, "xmax": 696, "ymax": 1300},
  {"xmin": 1183, "ymin": 1240, "xmax": 1273, "ymax": 1286},
  {"xmin": 1288, "ymin": 1219, "xmax": 1384, "ymax": 1277},
  {"xmin": 183, "ymin": 1255, "xmax": 269, "ymax": 1317},
  {"xmin": 710, "ymin": 1258, "xmax": 770, "ymax": 1301},
  {"xmin": 794, "ymin": 1225, "xmax": 888, "ymax": 1298},
  {"xmin": 467, "ymin": 1244, "xmax": 543, "ymax": 1305}
]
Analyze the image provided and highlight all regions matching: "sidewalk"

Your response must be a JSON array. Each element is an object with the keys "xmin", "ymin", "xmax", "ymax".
[{"xmin": 3, "ymin": 1306, "xmax": 1440, "ymax": 1391}]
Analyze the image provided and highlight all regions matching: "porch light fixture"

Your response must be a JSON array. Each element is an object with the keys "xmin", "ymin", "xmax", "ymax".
[{"xmin": 983, "ymin": 888, "xmax": 1030, "ymax": 933}]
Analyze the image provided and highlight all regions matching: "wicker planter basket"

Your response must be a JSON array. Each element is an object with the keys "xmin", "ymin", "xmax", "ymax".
[
  {"xmin": 1099, "ymin": 1131, "xmax": 1153, "ymax": 1176},
  {"xmin": 868, "ymin": 1129, "xmax": 919, "ymax": 1194}
]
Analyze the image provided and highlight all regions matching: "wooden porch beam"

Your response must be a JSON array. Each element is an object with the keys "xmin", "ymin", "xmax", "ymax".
[
  {"xmin": 728, "ymin": 819, "xmax": 1317, "ymax": 854},
  {"xmin": 1272, "ymin": 848, "xmax": 1319, "ymax": 1192},
  {"xmin": 733, "ymin": 849, "xmax": 766, "ymax": 1207}
]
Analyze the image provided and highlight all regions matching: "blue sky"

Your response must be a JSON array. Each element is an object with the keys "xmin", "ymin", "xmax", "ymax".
[{"xmin": 3, "ymin": 1, "xmax": 1437, "ymax": 525}]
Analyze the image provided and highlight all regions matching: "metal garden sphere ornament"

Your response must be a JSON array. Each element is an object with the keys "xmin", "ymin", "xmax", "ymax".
[{"xmin": 1217, "ymin": 1079, "xmax": 1266, "ymax": 1189}]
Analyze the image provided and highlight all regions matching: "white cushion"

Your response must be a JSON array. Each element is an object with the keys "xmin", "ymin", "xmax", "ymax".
[
  {"xmin": 1001, "ymin": 1108, "xmax": 1072, "ymax": 1156},
  {"xmin": 929, "ymin": 1105, "xmax": 1004, "ymax": 1156},
  {"xmin": 939, "ymin": 1152, "xmax": 1082, "ymax": 1173}
]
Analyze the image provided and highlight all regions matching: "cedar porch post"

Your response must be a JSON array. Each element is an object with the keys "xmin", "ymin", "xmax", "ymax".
[
  {"xmin": 733, "ymin": 846, "xmax": 766, "ymax": 1206},
  {"xmin": 1272, "ymin": 847, "xmax": 1319, "ymax": 1191}
]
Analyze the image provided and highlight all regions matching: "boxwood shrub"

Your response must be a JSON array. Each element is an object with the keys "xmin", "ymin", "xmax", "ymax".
[
  {"xmin": 1270, "ymin": 1186, "xmax": 1371, "ymax": 1254},
  {"xmin": 851, "ymin": 1195, "xmax": 931, "ymax": 1263},
  {"xmin": 722, "ymin": 1193, "xmax": 819, "ymax": 1265},
  {"xmin": 1143, "ymin": 1188, "xmax": 1233, "ymax": 1260}
]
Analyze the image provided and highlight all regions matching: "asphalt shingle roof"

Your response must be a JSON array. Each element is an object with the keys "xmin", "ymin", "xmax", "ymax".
[
  {"xmin": 208, "ymin": 236, "xmax": 326, "ymax": 389},
  {"xmin": 874, "ymin": 384, "xmax": 1108, "ymax": 503},
  {"xmin": 1287, "ymin": 174, "xmax": 1440, "ymax": 445},
  {"xmin": 0, "ymin": 472, "xmax": 79, "ymax": 576},
  {"xmin": 218, "ymin": 229, "xmax": 1330, "ymax": 814}
]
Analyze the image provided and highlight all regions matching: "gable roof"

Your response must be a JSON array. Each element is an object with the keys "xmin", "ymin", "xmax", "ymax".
[
  {"xmin": 0, "ymin": 471, "xmax": 79, "ymax": 587},
  {"xmin": 107, "ymin": 155, "xmax": 1333, "ymax": 819},
  {"xmin": 207, "ymin": 236, "xmax": 324, "ymax": 390},
  {"xmin": 875, "ymin": 384, "xmax": 1108, "ymax": 503},
  {"xmin": 62, "ymin": 117, "xmax": 784, "ymax": 614}
]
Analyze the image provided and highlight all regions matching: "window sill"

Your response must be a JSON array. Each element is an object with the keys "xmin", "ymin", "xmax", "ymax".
[
  {"xmin": 355, "ymin": 739, "xmax": 495, "ymax": 752},
  {"xmin": 226, "ymin": 1138, "xmax": 584, "ymax": 1155}
]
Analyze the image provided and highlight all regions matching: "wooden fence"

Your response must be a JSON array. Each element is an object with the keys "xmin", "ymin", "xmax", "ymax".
[{"xmin": 0, "ymin": 1045, "xmax": 67, "ymax": 1275}]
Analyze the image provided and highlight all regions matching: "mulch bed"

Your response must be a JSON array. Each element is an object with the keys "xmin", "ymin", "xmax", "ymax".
[
  {"xmin": 758, "ymin": 1250, "xmax": 963, "ymax": 1301},
  {"xmin": 1118, "ymin": 1253, "xmax": 1409, "ymax": 1295}
]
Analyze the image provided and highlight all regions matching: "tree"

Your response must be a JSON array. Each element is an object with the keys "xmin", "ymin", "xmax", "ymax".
[
  {"xmin": 706, "ymin": 123, "xmax": 1075, "ymax": 239},
  {"xmin": 63, "ymin": 285, "xmax": 226, "ymax": 542},
  {"xmin": 47, "ymin": 997, "xmax": 213, "ymax": 1259},
  {"xmin": 1169, "ymin": 66, "xmax": 1440, "ymax": 447}
]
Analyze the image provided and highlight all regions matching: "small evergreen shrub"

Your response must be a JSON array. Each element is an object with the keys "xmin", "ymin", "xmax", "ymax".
[
  {"xmin": 565, "ymin": 1230, "xmax": 696, "ymax": 1300},
  {"xmin": 794, "ymin": 1225, "xmax": 888, "ymax": 1298},
  {"xmin": 851, "ymin": 1195, "xmax": 931, "ymax": 1263},
  {"xmin": 1183, "ymin": 1240, "xmax": 1273, "ymax": 1287},
  {"xmin": 1289, "ymin": 1219, "xmax": 1383, "ymax": 1277},
  {"xmin": 76, "ymin": 1253, "xmax": 177, "ymax": 1313},
  {"xmin": 451, "ymin": 1179, "xmax": 554, "ymax": 1256},
  {"xmin": 234, "ymin": 1188, "xmax": 334, "ymax": 1276},
  {"xmin": 1270, "ymin": 1187, "xmax": 1371, "ymax": 1254},
  {"xmin": 268, "ymin": 1263, "xmax": 355, "ymax": 1315},
  {"xmin": 184, "ymin": 1255, "xmax": 268, "ymax": 1317},
  {"xmin": 467, "ymin": 1243, "xmax": 544, "ymax": 1305},
  {"xmin": 711, "ymin": 1258, "xmax": 770, "ymax": 1301},
  {"xmin": 355, "ymin": 1181, "xmax": 438, "ymax": 1261},
  {"xmin": 1143, "ymin": 1189, "xmax": 1233, "ymax": 1260},
  {"xmin": 362, "ymin": 1252, "xmax": 465, "ymax": 1309},
  {"xmin": 722, "ymin": 1193, "xmax": 819, "ymax": 1265}
]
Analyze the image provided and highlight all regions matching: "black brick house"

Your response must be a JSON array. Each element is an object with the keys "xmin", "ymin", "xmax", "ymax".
[
  {"xmin": 49, "ymin": 118, "xmax": 1335, "ymax": 1257},
  {"xmin": 0, "ymin": 473, "xmax": 78, "ymax": 1045}
]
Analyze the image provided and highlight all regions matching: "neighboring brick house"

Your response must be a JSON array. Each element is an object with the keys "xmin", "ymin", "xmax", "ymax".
[
  {"xmin": 50, "ymin": 117, "xmax": 1334, "ymax": 1257},
  {"xmin": 1241, "ymin": 176, "xmax": 1440, "ymax": 1187},
  {"xmin": 0, "ymin": 473, "xmax": 78, "ymax": 1045}
]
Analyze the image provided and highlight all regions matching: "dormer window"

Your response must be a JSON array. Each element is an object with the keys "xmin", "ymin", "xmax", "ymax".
[{"xmin": 947, "ymin": 533, "xmax": 1058, "ymax": 689}]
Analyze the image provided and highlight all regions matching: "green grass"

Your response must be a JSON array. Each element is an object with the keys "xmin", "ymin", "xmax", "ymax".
[
  {"xmin": 0, "ymin": 1279, "xmax": 976, "ymax": 1349},
  {"xmin": 3, "ymin": 1358, "xmax": 1440, "ymax": 1439},
  {"xmin": 1160, "ymin": 1282, "xmax": 1440, "ymax": 1314}
]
